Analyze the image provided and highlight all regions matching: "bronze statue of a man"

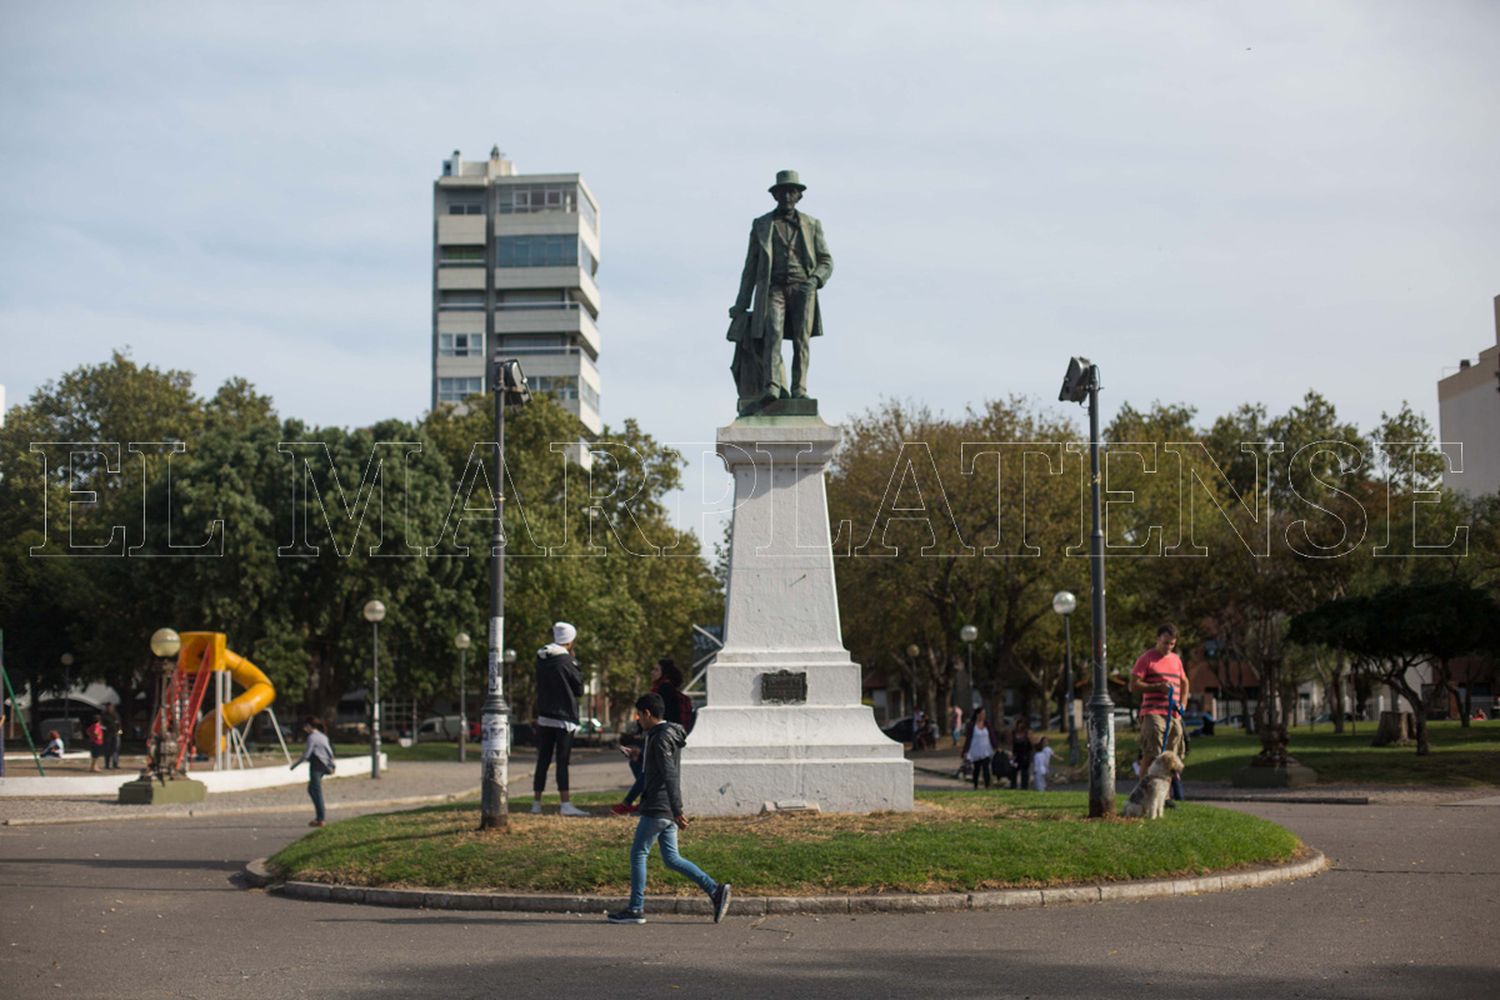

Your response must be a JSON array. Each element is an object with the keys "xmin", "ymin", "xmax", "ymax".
[{"xmin": 727, "ymin": 170, "xmax": 834, "ymax": 414}]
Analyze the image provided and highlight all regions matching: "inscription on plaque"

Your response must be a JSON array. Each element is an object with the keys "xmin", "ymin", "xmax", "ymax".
[{"xmin": 760, "ymin": 670, "xmax": 808, "ymax": 704}]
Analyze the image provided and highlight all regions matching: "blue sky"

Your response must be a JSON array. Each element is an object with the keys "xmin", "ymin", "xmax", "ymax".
[{"xmin": 2, "ymin": 1, "xmax": 1497, "ymax": 539}]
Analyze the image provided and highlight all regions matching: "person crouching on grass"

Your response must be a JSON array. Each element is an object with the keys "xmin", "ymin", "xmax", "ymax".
[{"xmin": 608, "ymin": 693, "xmax": 732, "ymax": 925}]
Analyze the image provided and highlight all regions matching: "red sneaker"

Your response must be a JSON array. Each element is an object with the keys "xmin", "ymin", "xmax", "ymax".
[{"xmin": 610, "ymin": 803, "xmax": 638, "ymax": 816}]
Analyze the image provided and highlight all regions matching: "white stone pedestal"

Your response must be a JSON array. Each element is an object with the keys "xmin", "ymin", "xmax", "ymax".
[{"xmin": 681, "ymin": 415, "xmax": 913, "ymax": 815}]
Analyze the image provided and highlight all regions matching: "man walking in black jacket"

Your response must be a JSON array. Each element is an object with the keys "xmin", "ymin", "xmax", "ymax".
[
  {"xmin": 607, "ymin": 693, "xmax": 731, "ymax": 925},
  {"xmin": 533, "ymin": 622, "xmax": 587, "ymax": 817}
]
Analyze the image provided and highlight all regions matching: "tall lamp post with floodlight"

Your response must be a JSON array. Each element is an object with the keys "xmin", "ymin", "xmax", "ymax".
[
  {"xmin": 1059, "ymin": 356, "xmax": 1115, "ymax": 818},
  {"xmin": 1052, "ymin": 591, "xmax": 1079, "ymax": 766},
  {"xmin": 363, "ymin": 600, "xmax": 386, "ymax": 779},
  {"xmin": 455, "ymin": 632, "xmax": 471, "ymax": 763},
  {"xmin": 480, "ymin": 356, "xmax": 531, "ymax": 831}
]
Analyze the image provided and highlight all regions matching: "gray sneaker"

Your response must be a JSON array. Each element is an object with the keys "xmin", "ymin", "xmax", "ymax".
[
  {"xmin": 712, "ymin": 883, "xmax": 732, "ymax": 923},
  {"xmin": 607, "ymin": 908, "xmax": 646, "ymax": 924}
]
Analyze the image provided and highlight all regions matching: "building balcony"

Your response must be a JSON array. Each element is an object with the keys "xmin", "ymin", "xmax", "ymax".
[
  {"xmin": 493, "ymin": 305, "xmax": 600, "ymax": 359},
  {"xmin": 494, "ymin": 266, "xmax": 600, "ymax": 316},
  {"xmin": 437, "ymin": 215, "xmax": 486, "ymax": 245},
  {"xmin": 436, "ymin": 267, "xmax": 486, "ymax": 291}
]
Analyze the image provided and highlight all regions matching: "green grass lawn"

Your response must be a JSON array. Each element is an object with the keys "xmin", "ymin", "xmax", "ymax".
[
  {"xmin": 1106, "ymin": 720, "xmax": 1500, "ymax": 786},
  {"xmin": 268, "ymin": 789, "xmax": 1302, "ymax": 896}
]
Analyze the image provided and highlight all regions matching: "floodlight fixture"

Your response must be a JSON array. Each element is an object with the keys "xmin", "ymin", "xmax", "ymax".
[{"xmin": 1058, "ymin": 356, "xmax": 1096, "ymax": 404}]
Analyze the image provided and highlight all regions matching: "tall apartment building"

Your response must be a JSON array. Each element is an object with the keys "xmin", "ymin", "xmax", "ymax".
[
  {"xmin": 1437, "ymin": 295, "xmax": 1500, "ymax": 497},
  {"xmin": 432, "ymin": 147, "xmax": 602, "ymax": 433}
]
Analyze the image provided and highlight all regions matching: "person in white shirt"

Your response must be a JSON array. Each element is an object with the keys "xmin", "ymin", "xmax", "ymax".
[
  {"xmin": 1032, "ymin": 735, "xmax": 1056, "ymax": 792},
  {"xmin": 960, "ymin": 707, "xmax": 996, "ymax": 789}
]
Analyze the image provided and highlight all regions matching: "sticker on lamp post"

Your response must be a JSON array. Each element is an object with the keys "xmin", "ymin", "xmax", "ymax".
[{"xmin": 482, "ymin": 715, "xmax": 508, "ymax": 761}]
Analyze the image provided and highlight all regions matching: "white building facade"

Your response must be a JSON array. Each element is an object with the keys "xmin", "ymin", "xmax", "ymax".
[
  {"xmin": 1437, "ymin": 295, "xmax": 1500, "ymax": 498},
  {"xmin": 432, "ymin": 148, "xmax": 602, "ymax": 433}
]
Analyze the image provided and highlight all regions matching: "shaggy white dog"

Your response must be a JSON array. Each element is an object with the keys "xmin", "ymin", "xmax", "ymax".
[{"xmin": 1122, "ymin": 750, "xmax": 1184, "ymax": 819}]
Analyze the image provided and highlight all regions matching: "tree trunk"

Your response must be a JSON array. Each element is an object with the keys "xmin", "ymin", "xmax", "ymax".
[
  {"xmin": 1388, "ymin": 678, "xmax": 1430, "ymax": 756},
  {"xmin": 1330, "ymin": 659, "xmax": 1346, "ymax": 734},
  {"xmin": 1463, "ymin": 682, "xmax": 1474, "ymax": 727},
  {"xmin": 1372, "ymin": 711, "xmax": 1413, "ymax": 747}
]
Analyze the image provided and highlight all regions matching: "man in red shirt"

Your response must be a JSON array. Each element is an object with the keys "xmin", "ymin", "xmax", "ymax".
[{"xmin": 1129, "ymin": 624, "xmax": 1189, "ymax": 783}]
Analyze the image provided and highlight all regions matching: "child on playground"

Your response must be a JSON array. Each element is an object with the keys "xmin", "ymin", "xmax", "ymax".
[
  {"xmin": 608, "ymin": 692, "xmax": 731, "ymax": 925},
  {"xmin": 41, "ymin": 730, "xmax": 64, "ymax": 758},
  {"xmin": 1032, "ymin": 735, "xmax": 1055, "ymax": 791}
]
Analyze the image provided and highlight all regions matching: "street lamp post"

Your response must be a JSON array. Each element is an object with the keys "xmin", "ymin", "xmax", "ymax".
[
  {"xmin": 480, "ymin": 356, "xmax": 531, "ymax": 831},
  {"xmin": 503, "ymin": 649, "xmax": 517, "ymax": 733},
  {"xmin": 363, "ymin": 600, "xmax": 386, "ymax": 779},
  {"xmin": 959, "ymin": 624, "xmax": 977, "ymax": 723},
  {"xmin": 455, "ymin": 632, "xmax": 471, "ymax": 763},
  {"xmin": 905, "ymin": 644, "xmax": 920, "ymax": 722},
  {"xmin": 59, "ymin": 653, "xmax": 74, "ymax": 739},
  {"xmin": 1052, "ymin": 591, "xmax": 1079, "ymax": 766},
  {"xmin": 148, "ymin": 629, "xmax": 181, "ymax": 778},
  {"xmin": 1059, "ymin": 356, "xmax": 1115, "ymax": 818}
]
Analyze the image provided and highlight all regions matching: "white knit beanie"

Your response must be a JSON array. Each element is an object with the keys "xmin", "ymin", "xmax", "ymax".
[{"xmin": 553, "ymin": 621, "xmax": 577, "ymax": 645}]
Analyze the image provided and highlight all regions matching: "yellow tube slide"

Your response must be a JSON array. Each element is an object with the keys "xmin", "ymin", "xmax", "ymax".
[{"xmin": 176, "ymin": 632, "xmax": 277, "ymax": 754}]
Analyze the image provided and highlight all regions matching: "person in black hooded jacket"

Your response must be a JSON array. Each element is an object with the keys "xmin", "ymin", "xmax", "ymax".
[
  {"xmin": 607, "ymin": 693, "xmax": 731, "ymax": 925},
  {"xmin": 533, "ymin": 621, "xmax": 587, "ymax": 816}
]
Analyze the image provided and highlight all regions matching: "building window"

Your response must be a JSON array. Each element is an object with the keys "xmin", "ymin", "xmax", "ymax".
[
  {"xmin": 580, "ymin": 243, "xmax": 598, "ymax": 278},
  {"xmin": 438, "ymin": 377, "xmax": 484, "ymax": 403},
  {"xmin": 439, "ymin": 290, "xmax": 486, "ymax": 310},
  {"xmin": 530, "ymin": 375, "xmax": 579, "ymax": 400},
  {"xmin": 447, "ymin": 201, "xmax": 484, "ymax": 216},
  {"xmin": 440, "ymin": 247, "xmax": 486, "ymax": 267},
  {"xmin": 439, "ymin": 333, "xmax": 484, "ymax": 357},
  {"xmin": 497, "ymin": 183, "xmax": 577, "ymax": 216},
  {"xmin": 496, "ymin": 235, "xmax": 578, "ymax": 268},
  {"xmin": 580, "ymin": 379, "xmax": 600, "ymax": 413}
]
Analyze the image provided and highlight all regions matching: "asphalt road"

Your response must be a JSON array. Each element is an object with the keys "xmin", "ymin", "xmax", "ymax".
[{"xmin": 2, "ymin": 783, "xmax": 1497, "ymax": 999}]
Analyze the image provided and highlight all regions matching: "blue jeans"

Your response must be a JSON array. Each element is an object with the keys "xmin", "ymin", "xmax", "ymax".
[
  {"xmin": 623, "ymin": 755, "xmax": 645, "ymax": 805},
  {"xmin": 307, "ymin": 765, "xmax": 326, "ymax": 822},
  {"xmin": 629, "ymin": 816, "xmax": 717, "ymax": 912}
]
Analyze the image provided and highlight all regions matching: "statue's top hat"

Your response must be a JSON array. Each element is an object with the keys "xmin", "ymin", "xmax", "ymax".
[{"xmin": 769, "ymin": 169, "xmax": 807, "ymax": 193}]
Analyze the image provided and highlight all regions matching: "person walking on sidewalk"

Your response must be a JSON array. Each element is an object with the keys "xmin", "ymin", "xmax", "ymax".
[
  {"xmin": 534, "ymin": 621, "xmax": 587, "ymax": 817},
  {"xmin": 101, "ymin": 704, "xmax": 122, "ymax": 770},
  {"xmin": 1032, "ymin": 735, "xmax": 1055, "ymax": 791},
  {"xmin": 612, "ymin": 658, "xmax": 694, "ymax": 816},
  {"xmin": 608, "ymin": 692, "xmax": 731, "ymax": 925},
  {"xmin": 1010, "ymin": 716, "xmax": 1034, "ymax": 789},
  {"xmin": 1130, "ymin": 623, "xmax": 1189, "ymax": 806},
  {"xmin": 290, "ymin": 716, "xmax": 336, "ymax": 827},
  {"xmin": 961, "ymin": 707, "xmax": 996, "ymax": 789},
  {"xmin": 85, "ymin": 714, "xmax": 105, "ymax": 772}
]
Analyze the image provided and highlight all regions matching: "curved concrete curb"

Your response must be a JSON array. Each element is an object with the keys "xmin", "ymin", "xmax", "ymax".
[
  {"xmin": 5, "ymin": 792, "xmax": 473, "ymax": 827},
  {"xmin": 244, "ymin": 850, "xmax": 1327, "ymax": 915}
]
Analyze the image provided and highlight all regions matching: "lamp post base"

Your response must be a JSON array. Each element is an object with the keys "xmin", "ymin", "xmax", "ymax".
[{"xmin": 117, "ymin": 777, "xmax": 207, "ymax": 805}]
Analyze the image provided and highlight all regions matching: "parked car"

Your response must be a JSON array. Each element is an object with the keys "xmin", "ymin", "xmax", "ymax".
[
  {"xmin": 573, "ymin": 716, "xmax": 608, "ymax": 746},
  {"xmin": 415, "ymin": 716, "xmax": 465, "ymax": 742}
]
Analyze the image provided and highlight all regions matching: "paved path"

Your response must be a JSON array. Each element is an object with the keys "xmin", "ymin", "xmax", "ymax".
[
  {"xmin": 0, "ymin": 751, "xmax": 632, "ymax": 825},
  {"xmin": 2, "ymin": 770, "xmax": 1496, "ymax": 999}
]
